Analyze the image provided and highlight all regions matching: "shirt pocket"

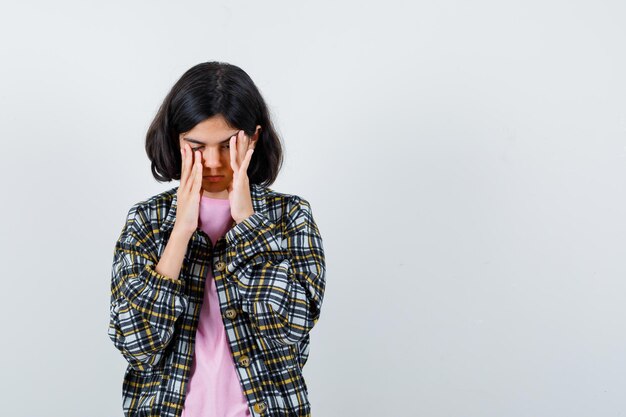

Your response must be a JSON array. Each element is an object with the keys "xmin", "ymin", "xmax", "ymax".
[
  {"xmin": 260, "ymin": 344, "xmax": 311, "ymax": 412},
  {"xmin": 259, "ymin": 343, "xmax": 298, "ymax": 376}
]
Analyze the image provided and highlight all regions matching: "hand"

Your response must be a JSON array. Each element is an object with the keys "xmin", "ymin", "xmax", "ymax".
[
  {"xmin": 174, "ymin": 143, "xmax": 203, "ymax": 235},
  {"xmin": 227, "ymin": 130, "xmax": 256, "ymax": 224}
]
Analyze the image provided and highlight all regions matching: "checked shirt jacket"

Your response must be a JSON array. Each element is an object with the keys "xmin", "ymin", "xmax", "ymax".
[{"xmin": 107, "ymin": 183, "xmax": 326, "ymax": 417}]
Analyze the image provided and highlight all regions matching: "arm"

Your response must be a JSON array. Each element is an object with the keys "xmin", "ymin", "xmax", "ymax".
[
  {"xmin": 107, "ymin": 204, "xmax": 190, "ymax": 371},
  {"xmin": 224, "ymin": 196, "xmax": 326, "ymax": 346}
]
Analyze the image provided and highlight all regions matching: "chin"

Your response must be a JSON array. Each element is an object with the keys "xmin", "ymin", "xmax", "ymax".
[{"xmin": 202, "ymin": 182, "xmax": 226, "ymax": 190}]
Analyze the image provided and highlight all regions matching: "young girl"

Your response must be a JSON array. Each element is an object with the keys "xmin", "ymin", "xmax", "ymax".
[{"xmin": 108, "ymin": 61, "xmax": 326, "ymax": 417}]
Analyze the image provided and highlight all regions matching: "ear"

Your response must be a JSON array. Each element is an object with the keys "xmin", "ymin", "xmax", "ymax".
[{"xmin": 250, "ymin": 125, "xmax": 262, "ymax": 150}]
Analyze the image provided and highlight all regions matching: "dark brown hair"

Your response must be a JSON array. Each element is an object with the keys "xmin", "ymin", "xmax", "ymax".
[{"xmin": 145, "ymin": 61, "xmax": 284, "ymax": 186}]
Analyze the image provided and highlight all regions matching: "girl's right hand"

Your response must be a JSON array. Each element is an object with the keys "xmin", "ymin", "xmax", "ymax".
[{"xmin": 174, "ymin": 143, "xmax": 202, "ymax": 236}]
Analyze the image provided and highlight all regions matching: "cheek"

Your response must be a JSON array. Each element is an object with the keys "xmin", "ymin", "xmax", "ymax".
[{"xmin": 223, "ymin": 155, "xmax": 233, "ymax": 169}]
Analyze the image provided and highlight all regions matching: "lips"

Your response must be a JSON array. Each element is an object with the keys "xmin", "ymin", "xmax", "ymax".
[{"xmin": 203, "ymin": 175, "xmax": 224, "ymax": 182}]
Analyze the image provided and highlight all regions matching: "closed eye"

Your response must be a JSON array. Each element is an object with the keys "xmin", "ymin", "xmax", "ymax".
[{"xmin": 191, "ymin": 144, "xmax": 230, "ymax": 152}]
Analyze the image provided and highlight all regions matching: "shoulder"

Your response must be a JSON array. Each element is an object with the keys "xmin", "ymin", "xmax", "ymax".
[
  {"xmin": 254, "ymin": 183, "xmax": 311, "ymax": 204},
  {"xmin": 253, "ymin": 183, "xmax": 316, "ymax": 226},
  {"xmin": 123, "ymin": 186, "xmax": 178, "ymax": 229}
]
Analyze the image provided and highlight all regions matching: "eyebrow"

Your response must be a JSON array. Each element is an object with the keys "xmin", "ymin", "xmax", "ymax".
[{"xmin": 182, "ymin": 133, "xmax": 237, "ymax": 146}]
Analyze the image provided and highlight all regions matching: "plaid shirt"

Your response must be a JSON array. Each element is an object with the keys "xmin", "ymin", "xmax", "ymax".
[{"xmin": 108, "ymin": 183, "xmax": 326, "ymax": 417}]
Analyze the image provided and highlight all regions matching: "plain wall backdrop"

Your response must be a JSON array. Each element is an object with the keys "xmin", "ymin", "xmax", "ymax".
[{"xmin": 1, "ymin": 0, "xmax": 625, "ymax": 416}]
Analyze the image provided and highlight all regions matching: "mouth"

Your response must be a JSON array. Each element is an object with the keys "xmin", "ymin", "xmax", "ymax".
[{"xmin": 203, "ymin": 175, "xmax": 224, "ymax": 182}]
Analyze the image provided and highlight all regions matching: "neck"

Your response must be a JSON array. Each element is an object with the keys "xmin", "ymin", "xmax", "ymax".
[{"xmin": 202, "ymin": 189, "xmax": 229, "ymax": 200}]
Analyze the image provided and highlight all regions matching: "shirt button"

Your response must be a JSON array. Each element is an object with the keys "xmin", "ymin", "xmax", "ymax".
[
  {"xmin": 224, "ymin": 309, "xmax": 237, "ymax": 320},
  {"xmin": 215, "ymin": 261, "xmax": 226, "ymax": 271},
  {"xmin": 252, "ymin": 401, "xmax": 267, "ymax": 414},
  {"xmin": 238, "ymin": 355, "xmax": 251, "ymax": 367}
]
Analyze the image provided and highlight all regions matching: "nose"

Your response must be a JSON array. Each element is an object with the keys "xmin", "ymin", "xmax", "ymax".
[{"xmin": 201, "ymin": 147, "xmax": 223, "ymax": 169}]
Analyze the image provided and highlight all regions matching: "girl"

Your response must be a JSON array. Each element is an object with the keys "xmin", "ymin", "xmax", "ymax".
[{"xmin": 108, "ymin": 61, "xmax": 326, "ymax": 417}]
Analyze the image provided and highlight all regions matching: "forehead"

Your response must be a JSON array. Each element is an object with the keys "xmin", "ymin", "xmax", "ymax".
[{"xmin": 180, "ymin": 116, "xmax": 239, "ymax": 144}]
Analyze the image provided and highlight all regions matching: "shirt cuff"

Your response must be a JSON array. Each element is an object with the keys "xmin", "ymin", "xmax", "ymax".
[
  {"xmin": 225, "ymin": 211, "xmax": 277, "ymax": 246},
  {"xmin": 142, "ymin": 263, "xmax": 184, "ymax": 293}
]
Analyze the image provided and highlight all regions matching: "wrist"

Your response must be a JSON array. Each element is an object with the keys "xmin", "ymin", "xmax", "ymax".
[
  {"xmin": 234, "ymin": 211, "xmax": 255, "ymax": 225},
  {"xmin": 172, "ymin": 223, "xmax": 195, "ymax": 240}
]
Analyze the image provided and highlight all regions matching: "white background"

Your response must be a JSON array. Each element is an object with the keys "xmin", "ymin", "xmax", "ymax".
[{"xmin": 1, "ymin": 1, "xmax": 625, "ymax": 416}]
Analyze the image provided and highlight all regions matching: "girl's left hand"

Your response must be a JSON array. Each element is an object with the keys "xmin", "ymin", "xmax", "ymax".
[{"xmin": 227, "ymin": 130, "xmax": 256, "ymax": 224}]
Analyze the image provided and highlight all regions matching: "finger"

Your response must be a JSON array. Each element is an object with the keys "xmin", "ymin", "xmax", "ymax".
[
  {"xmin": 180, "ymin": 145, "xmax": 187, "ymax": 187},
  {"xmin": 235, "ymin": 131, "xmax": 252, "ymax": 175},
  {"xmin": 241, "ymin": 148, "xmax": 254, "ymax": 173},
  {"xmin": 230, "ymin": 135, "xmax": 239, "ymax": 173},
  {"xmin": 236, "ymin": 131, "xmax": 246, "ymax": 169},
  {"xmin": 182, "ymin": 143, "xmax": 193, "ymax": 191},
  {"xmin": 237, "ymin": 130, "xmax": 250, "ymax": 168},
  {"xmin": 184, "ymin": 146, "xmax": 195, "ymax": 193},
  {"xmin": 236, "ymin": 131, "xmax": 244, "ymax": 166},
  {"xmin": 190, "ymin": 150, "xmax": 203, "ymax": 194},
  {"xmin": 185, "ymin": 148, "xmax": 197, "ymax": 193}
]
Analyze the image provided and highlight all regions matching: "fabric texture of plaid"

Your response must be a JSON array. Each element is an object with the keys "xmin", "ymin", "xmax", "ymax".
[{"xmin": 108, "ymin": 183, "xmax": 326, "ymax": 417}]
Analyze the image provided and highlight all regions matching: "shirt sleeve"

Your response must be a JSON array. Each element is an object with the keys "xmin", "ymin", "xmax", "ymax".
[
  {"xmin": 107, "ymin": 203, "xmax": 188, "ymax": 371},
  {"xmin": 224, "ymin": 195, "xmax": 326, "ymax": 346}
]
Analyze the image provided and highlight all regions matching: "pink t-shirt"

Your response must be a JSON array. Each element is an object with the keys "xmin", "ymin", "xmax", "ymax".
[{"xmin": 181, "ymin": 195, "xmax": 251, "ymax": 417}]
